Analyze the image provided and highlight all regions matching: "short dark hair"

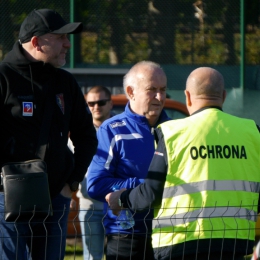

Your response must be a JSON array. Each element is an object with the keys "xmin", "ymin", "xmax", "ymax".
[{"xmin": 86, "ymin": 86, "xmax": 112, "ymax": 99}]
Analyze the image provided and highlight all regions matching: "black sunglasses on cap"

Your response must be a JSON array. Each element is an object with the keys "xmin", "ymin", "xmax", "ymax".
[{"xmin": 87, "ymin": 99, "xmax": 110, "ymax": 107}]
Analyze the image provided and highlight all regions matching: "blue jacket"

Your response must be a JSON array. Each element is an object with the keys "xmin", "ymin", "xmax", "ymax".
[{"xmin": 87, "ymin": 102, "xmax": 170, "ymax": 235}]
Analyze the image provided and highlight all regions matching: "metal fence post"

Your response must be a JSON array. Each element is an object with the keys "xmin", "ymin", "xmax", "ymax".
[
  {"xmin": 240, "ymin": 0, "xmax": 245, "ymax": 89},
  {"xmin": 70, "ymin": 0, "xmax": 75, "ymax": 69}
]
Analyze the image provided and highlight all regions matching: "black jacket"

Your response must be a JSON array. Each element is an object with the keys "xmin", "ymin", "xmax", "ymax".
[{"xmin": 0, "ymin": 42, "xmax": 98, "ymax": 197}]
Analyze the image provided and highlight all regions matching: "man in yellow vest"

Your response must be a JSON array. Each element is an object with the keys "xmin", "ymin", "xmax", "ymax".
[{"xmin": 105, "ymin": 67, "xmax": 260, "ymax": 260}]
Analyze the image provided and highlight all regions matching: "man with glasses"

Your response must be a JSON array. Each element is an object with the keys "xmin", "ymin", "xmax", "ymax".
[
  {"xmin": 86, "ymin": 86, "xmax": 113, "ymax": 130},
  {"xmin": 79, "ymin": 86, "xmax": 113, "ymax": 260}
]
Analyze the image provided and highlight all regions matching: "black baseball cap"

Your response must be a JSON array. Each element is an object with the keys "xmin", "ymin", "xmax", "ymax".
[{"xmin": 18, "ymin": 9, "xmax": 83, "ymax": 44}]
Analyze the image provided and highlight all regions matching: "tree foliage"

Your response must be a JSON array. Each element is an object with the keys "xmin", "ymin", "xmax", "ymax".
[{"xmin": 0, "ymin": 0, "xmax": 260, "ymax": 65}]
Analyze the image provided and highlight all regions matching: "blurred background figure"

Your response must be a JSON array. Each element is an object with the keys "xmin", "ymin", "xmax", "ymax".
[
  {"xmin": 69, "ymin": 86, "xmax": 113, "ymax": 260},
  {"xmin": 85, "ymin": 86, "xmax": 114, "ymax": 130}
]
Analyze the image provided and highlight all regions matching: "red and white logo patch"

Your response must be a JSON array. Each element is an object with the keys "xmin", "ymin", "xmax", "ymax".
[{"xmin": 22, "ymin": 102, "xmax": 33, "ymax": 116}]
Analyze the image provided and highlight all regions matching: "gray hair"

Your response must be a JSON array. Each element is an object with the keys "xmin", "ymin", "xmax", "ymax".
[{"xmin": 123, "ymin": 61, "xmax": 162, "ymax": 99}]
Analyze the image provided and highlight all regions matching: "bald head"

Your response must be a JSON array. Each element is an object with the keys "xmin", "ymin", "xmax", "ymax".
[
  {"xmin": 123, "ymin": 60, "xmax": 167, "ymax": 126},
  {"xmin": 185, "ymin": 67, "xmax": 226, "ymax": 114},
  {"xmin": 123, "ymin": 61, "xmax": 166, "ymax": 97}
]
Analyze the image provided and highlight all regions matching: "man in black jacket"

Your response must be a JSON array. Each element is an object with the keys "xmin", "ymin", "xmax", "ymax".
[{"xmin": 0, "ymin": 9, "xmax": 97, "ymax": 259}]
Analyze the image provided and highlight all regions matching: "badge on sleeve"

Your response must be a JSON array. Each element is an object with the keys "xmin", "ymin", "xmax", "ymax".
[
  {"xmin": 22, "ymin": 102, "xmax": 33, "ymax": 116},
  {"xmin": 56, "ymin": 93, "xmax": 65, "ymax": 114}
]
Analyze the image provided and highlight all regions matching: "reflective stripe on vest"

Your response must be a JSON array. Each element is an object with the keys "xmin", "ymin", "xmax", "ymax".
[
  {"xmin": 153, "ymin": 206, "xmax": 257, "ymax": 229},
  {"xmin": 163, "ymin": 180, "xmax": 260, "ymax": 198}
]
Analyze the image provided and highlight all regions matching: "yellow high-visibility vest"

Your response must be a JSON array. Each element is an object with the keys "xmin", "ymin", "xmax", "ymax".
[{"xmin": 152, "ymin": 108, "xmax": 260, "ymax": 249}]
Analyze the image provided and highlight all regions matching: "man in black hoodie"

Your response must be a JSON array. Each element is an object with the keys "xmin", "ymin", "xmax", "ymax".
[{"xmin": 0, "ymin": 9, "xmax": 97, "ymax": 259}]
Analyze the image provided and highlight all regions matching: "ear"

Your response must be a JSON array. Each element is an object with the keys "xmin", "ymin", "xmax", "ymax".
[
  {"xmin": 126, "ymin": 86, "xmax": 134, "ymax": 100},
  {"xmin": 31, "ymin": 36, "xmax": 40, "ymax": 50},
  {"xmin": 184, "ymin": 90, "xmax": 192, "ymax": 107}
]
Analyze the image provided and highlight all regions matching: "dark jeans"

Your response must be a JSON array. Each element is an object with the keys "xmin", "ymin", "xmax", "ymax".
[
  {"xmin": 106, "ymin": 234, "xmax": 154, "ymax": 260},
  {"xmin": 0, "ymin": 193, "xmax": 71, "ymax": 260}
]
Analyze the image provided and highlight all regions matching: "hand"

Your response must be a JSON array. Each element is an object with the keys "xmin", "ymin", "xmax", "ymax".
[
  {"xmin": 105, "ymin": 188, "xmax": 126, "ymax": 216},
  {"xmin": 70, "ymin": 198, "xmax": 77, "ymax": 210},
  {"xmin": 60, "ymin": 183, "xmax": 73, "ymax": 199}
]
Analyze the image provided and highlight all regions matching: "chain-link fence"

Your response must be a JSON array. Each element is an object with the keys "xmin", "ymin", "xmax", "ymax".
[
  {"xmin": 0, "ymin": 203, "xmax": 258, "ymax": 259},
  {"xmin": 1, "ymin": 1, "xmax": 260, "ymax": 66}
]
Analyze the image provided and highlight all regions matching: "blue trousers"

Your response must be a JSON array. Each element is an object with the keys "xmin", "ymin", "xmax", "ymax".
[
  {"xmin": 79, "ymin": 208, "xmax": 105, "ymax": 260},
  {"xmin": 0, "ymin": 192, "xmax": 71, "ymax": 260}
]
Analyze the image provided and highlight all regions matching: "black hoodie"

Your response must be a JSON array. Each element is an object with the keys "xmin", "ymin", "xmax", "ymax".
[{"xmin": 0, "ymin": 42, "xmax": 97, "ymax": 197}]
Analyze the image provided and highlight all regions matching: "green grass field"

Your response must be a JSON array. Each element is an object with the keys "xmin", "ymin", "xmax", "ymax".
[
  {"xmin": 65, "ymin": 238, "xmax": 83, "ymax": 260},
  {"xmin": 65, "ymin": 240, "xmax": 106, "ymax": 260}
]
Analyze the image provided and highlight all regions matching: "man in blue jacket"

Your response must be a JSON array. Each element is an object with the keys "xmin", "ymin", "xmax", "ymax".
[{"xmin": 87, "ymin": 61, "xmax": 171, "ymax": 260}]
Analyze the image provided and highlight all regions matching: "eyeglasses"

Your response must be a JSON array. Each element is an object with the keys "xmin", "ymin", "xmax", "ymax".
[{"xmin": 87, "ymin": 99, "xmax": 110, "ymax": 107}]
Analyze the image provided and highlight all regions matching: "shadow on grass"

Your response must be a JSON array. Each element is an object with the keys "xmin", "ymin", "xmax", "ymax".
[
  {"xmin": 66, "ymin": 244, "xmax": 83, "ymax": 255},
  {"xmin": 65, "ymin": 237, "xmax": 83, "ymax": 259}
]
